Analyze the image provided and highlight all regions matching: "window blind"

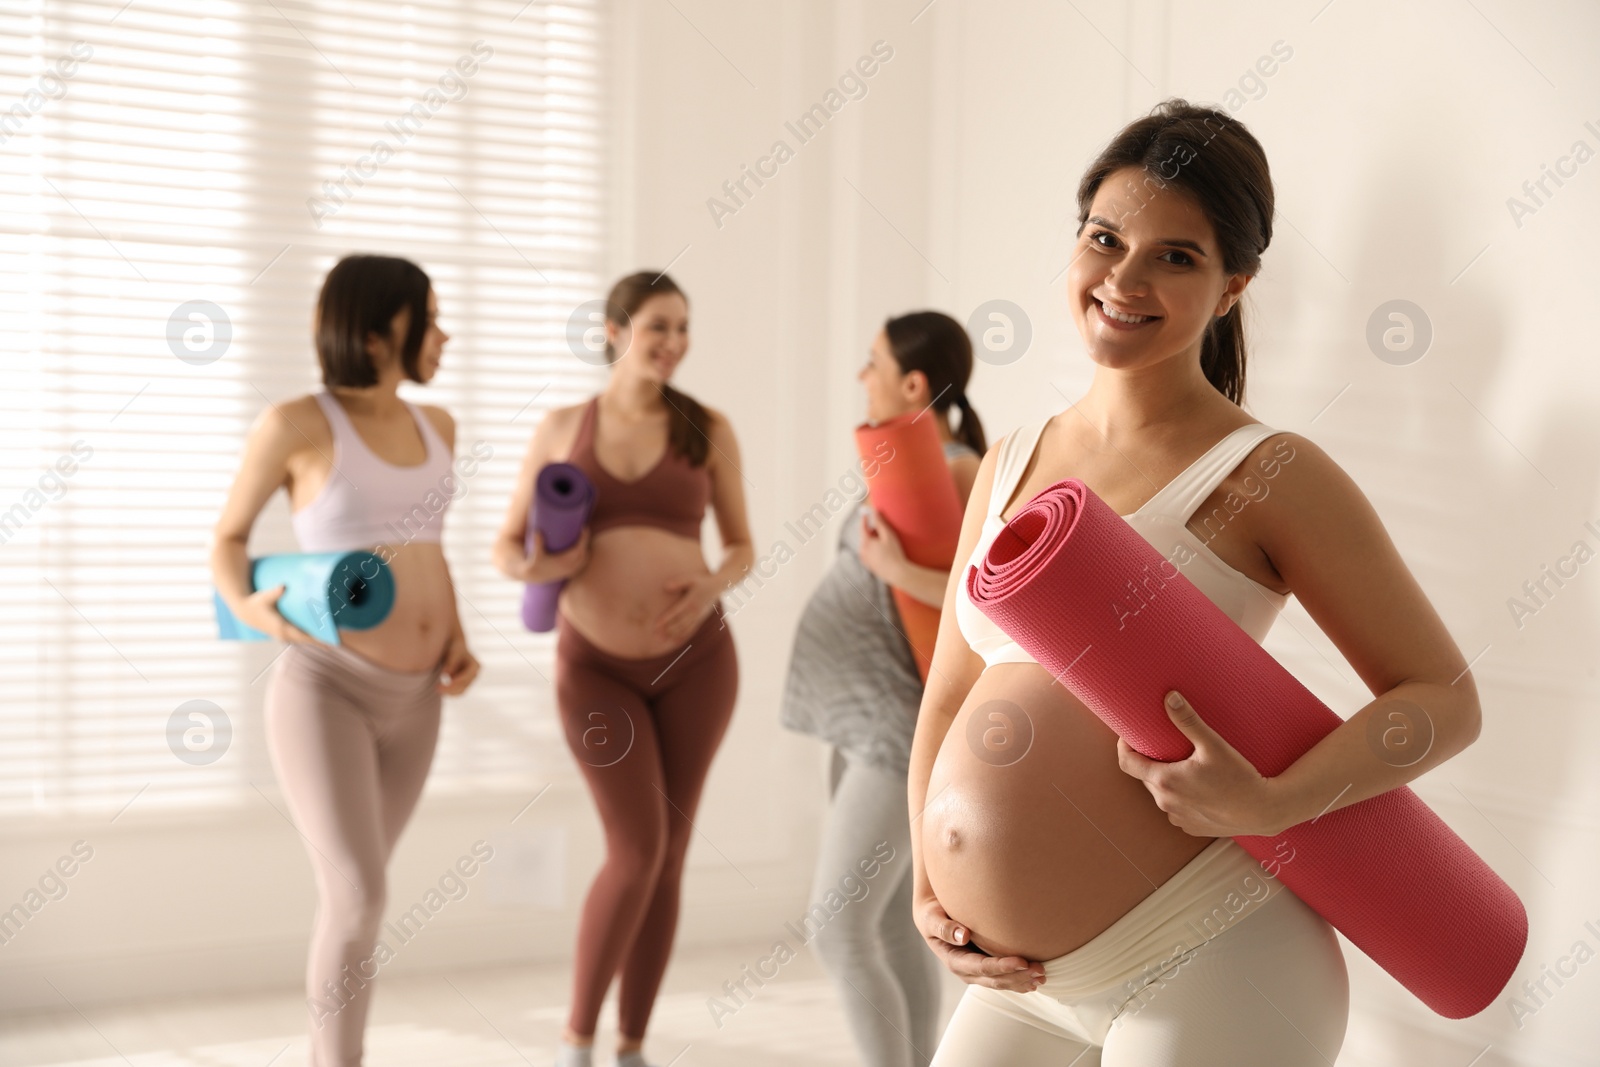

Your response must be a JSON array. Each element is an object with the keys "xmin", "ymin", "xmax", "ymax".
[{"xmin": 0, "ymin": 0, "xmax": 608, "ymax": 817}]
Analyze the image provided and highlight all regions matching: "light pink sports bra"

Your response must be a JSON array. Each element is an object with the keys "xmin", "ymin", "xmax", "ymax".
[{"xmin": 290, "ymin": 391, "xmax": 456, "ymax": 553}]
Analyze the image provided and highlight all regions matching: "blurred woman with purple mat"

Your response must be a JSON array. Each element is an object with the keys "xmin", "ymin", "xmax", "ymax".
[{"xmin": 493, "ymin": 271, "xmax": 754, "ymax": 1067}]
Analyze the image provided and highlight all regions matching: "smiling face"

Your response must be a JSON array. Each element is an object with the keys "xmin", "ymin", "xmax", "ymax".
[
  {"xmin": 1068, "ymin": 165, "xmax": 1251, "ymax": 373},
  {"xmin": 609, "ymin": 292, "xmax": 689, "ymax": 383}
]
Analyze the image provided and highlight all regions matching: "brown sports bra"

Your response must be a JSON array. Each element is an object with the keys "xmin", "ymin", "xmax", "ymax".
[{"xmin": 567, "ymin": 394, "xmax": 710, "ymax": 540}]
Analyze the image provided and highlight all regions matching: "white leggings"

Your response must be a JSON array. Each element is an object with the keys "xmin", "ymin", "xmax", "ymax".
[{"xmin": 930, "ymin": 839, "xmax": 1349, "ymax": 1066}]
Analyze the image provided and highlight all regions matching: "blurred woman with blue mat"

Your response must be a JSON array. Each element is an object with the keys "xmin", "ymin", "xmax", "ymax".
[{"xmin": 209, "ymin": 253, "xmax": 480, "ymax": 1067}]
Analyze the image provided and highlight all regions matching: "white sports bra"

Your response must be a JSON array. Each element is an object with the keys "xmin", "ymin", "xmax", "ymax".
[{"xmin": 955, "ymin": 417, "xmax": 1293, "ymax": 668}]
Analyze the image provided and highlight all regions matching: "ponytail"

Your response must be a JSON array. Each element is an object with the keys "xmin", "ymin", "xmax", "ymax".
[
  {"xmin": 949, "ymin": 392, "xmax": 986, "ymax": 458},
  {"xmin": 656, "ymin": 379, "xmax": 711, "ymax": 468},
  {"xmin": 1201, "ymin": 302, "xmax": 1247, "ymax": 406}
]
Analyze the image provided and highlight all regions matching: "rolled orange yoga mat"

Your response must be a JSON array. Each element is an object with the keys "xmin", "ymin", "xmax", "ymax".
[
  {"xmin": 855, "ymin": 411, "xmax": 965, "ymax": 683},
  {"xmin": 964, "ymin": 477, "xmax": 1526, "ymax": 1019}
]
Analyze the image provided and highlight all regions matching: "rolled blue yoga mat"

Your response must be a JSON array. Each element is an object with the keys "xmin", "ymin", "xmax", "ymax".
[
  {"xmin": 214, "ymin": 551, "xmax": 395, "ymax": 645},
  {"xmin": 520, "ymin": 462, "xmax": 596, "ymax": 632}
]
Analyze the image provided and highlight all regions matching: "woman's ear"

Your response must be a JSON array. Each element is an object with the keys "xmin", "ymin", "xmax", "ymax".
[
  {"xmin": 900, "ymin": 368, "xmax": 929, "ymax": 405},
  {"xmin": 1217, "ymin": 272, "xmax": 1252, "ymax": 316},
  {"xmin": 364, "ymin": 307, "xmax": 409, "ymax": 367},
  {"xmin": 364, "ymin": 328, "xmax": 390, "ymax": 364}
]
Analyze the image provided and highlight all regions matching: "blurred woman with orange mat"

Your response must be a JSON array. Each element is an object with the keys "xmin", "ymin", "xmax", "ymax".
[{"xmin": 779, "ymin": 311, "xmax": 987, "ymax": 1067}]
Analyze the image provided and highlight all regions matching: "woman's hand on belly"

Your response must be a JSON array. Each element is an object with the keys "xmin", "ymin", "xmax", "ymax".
[
  {"xmin": 654, "ymin": 572, "xmax": 721, "ymax": 644},
  {"xmin": 562, "ymin": 527, "xmax": 713, "ymax": 658},
  {"xmin": 1116, "ymin": 689, "xmax": 1290, "ymax": 837},
  {"xmin": 921, "ymin": 664, "xmax": 1217, "ymax": 961},
  {"xmin": 913, "ymin": 882, "xmax": 1046, "ymax": 993}
]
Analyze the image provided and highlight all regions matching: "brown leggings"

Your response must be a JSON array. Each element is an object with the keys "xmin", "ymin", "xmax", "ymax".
[{"xmin": 555, "ymin": 602, "xmax": 739, "ymax": 1040}]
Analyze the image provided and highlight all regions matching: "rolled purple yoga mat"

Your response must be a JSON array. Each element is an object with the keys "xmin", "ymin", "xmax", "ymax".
[{"xmin": 520, "ymin": 462, "xmax": 596, "ymax": 631}]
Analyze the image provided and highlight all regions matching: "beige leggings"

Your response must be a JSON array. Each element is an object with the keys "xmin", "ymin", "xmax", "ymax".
[
  {"xmin": 930, "ymin": 839, "xmax": 1349, "ymax": 1066},
  {"xmin": 264, "ymin": 640, "xmax": 442, "ymax": 1067}
]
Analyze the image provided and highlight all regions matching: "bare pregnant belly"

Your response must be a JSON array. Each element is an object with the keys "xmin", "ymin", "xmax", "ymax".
[
  {"xmin": 922, "ymin": 662, "xmax": 1214, "ymax": 962},
  {"xmin": 560, "ymin": 526, "xmax": 712, "ymax": 658},
  {"xmin": 339, "ymin": 542, "xmax": 453, "ymax": 674}
]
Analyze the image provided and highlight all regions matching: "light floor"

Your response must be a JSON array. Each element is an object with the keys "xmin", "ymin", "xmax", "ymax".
[
  {"xmin": 0, "ymin": 945, "xmax": 943, "ymax": 1067},
  {"xmin": 0, "ymin": 944, "xmax": 1498, "ymax": 1067}
]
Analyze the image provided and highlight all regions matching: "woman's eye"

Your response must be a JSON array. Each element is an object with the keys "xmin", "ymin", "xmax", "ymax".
[{"xmin": 1089, "ymin": 231, "xmax": 1192, "ymax": 267}]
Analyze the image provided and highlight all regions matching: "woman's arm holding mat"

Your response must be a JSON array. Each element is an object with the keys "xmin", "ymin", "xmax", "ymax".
[
  {"xmin": 861, "ymin": 449, "xmax": 983, "ymax": 606},
  {"xmin": 492, "ymin": 406, "xmax": 590, "ymax": 584},
  {"xmin": 208, "ymin": 402, "xmax": 316, "ymax": 643},
  {"xmin": 1119, "ymin": 434, "xmax": 1484, "ymax": 837},
  {"xmin": 859, "ymin": 512, "xmax": 948, "ymax": 606}
]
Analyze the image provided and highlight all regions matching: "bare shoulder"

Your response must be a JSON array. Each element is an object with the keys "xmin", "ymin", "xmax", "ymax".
[
  {"xmin": 544, "ymin": 398, "xmax": 589, "ymax": 439},
  {"xmin": 548, "ymin": 398, "xmax": 591, "ymax": 423},
  {"xmin": 417, "ymin": 403, "xmax": 455, "ymax": 444},
  {"xmin": 524, "ymin": 398, "xmax": 591, "ymax": 462},
  {"xmin": 255, "ymin": 393, "xmax": 330, "ymax": 452},
  {"xmin": 1245, "ymin": 431, "xmax": 1357, "ymax": 512},
  {"xmin": 700, "ymin": 403, "xmax": 737, "ymax": 445},
  {"xmin": 1241, "ymin": 430, "xmax": 1389, "ymax": 578}
]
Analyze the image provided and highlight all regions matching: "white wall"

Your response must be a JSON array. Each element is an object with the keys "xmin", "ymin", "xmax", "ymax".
[{"xmin": 7, "ymin": 2, "xmax": 1600, "ymax": 1064}]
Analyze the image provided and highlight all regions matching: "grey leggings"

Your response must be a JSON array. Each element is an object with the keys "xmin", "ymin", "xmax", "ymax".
[{"xmin": 807, "ymin": 747, "xmax": 942, "ymax": 1067}]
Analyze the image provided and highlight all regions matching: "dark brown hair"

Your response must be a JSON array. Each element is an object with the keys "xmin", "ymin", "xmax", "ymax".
[
  {"xmin": 883, "ymin": 310, "xmax": 988, "ymax": 456},
  {"xmin": 1075, "ymin": 98, "xmax": 1274, "ymax": 406},
  {"xmin": 315, "ymin": 254, "xmax": 432, "ymax": 388},
  {"xmin": 603, "ymin": 271, "xmax": 711, "ymax": 468}
]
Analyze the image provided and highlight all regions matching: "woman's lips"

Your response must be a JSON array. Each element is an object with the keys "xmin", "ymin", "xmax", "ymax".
[{"xmin": 1092, "ymin": 298, "xmax": 1160, "ymax": 332}]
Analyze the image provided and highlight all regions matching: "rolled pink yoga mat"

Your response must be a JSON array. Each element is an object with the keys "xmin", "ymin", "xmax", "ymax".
[
  {"xmin": 964, "ymin": 477, "xmax": 1526, "ymax": 1019},
  {"xmin": 520, "ymin": 462, "xmax": 596, "ymax": 632}
]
